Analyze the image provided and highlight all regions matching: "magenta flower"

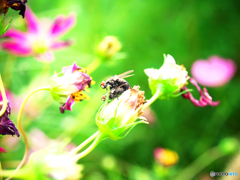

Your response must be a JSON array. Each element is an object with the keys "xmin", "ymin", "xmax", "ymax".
[
  {"xmin": 191, "ymin": 56, "xmax": 237, "ymax": 87},
  {"xmin": 0, "ymin": 146, "xmax": 7, "ymax": 153},
  {"xmin": 1, "ymin": 7, "xmax": 76, "ymax": 62},
  {"xmin": 181, "ymin": 78, "xmax": 220, "ymax": 107},
  {"xmin": 49, "ymin": 62, "xmax": 93, "ymax": 113}
]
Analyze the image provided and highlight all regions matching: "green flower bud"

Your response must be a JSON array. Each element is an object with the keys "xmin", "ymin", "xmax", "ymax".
[
  {"xmin": 218, "ymin": 137, "xmax": 239, "ymax": 155},
  {"xmin": 144, "ymin": 54, "xmax": 189, "ymax": 99},
  {"xmin": 96, "ymin": 36, "xmax": 122, "ymax": 60},
  {"xmin": 96, "ymin": 86, "xmax": 148, "ymax": 140}
]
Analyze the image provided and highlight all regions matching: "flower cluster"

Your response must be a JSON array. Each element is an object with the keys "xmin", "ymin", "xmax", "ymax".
[
  {"xmin": 50, "ymin": 62, "xmax": 93, "ymax": 113},
  {"xmin": 1, "ymin": 7, "xmax": 75, "ymax": 62}
]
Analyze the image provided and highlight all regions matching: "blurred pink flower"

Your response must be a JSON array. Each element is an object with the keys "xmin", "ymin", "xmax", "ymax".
[
  {"xmin": 191, "ymin": 56, "xmax": 237, "ymax": 87},
  {"xmin": 1, "ymin": 7, "xmax": 76, "ymax": 62},
  {"xmin": 0, "ymin": 146, "xmax": 7, "ymax": 153}
]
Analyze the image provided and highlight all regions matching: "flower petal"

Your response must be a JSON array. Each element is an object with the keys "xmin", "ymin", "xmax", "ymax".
[
  {"xmin": 50, "ymin": 13, "xmax": 76, "ymax": 38},
  {"xmin": 191, "ymin": 56, "xmax": 237, "ymax": 87},
  {"xmin": 25, "ymin": 7, "xmax": 40, "ymax": 33},
  {"xmin": 1, "ymin": 41, "xmax": 32, "ymax": 56},
  {"xmin": 59, "ymin": 96, "xmax": 75, "ymax": 113},
  {"xmin": 50, "ymin": 40, "xmax": 73, "ymax": 50},
  {"xmin": 181, "ymin": 78, "xmax": 220, "ymax": 107},
  {"xmin": 1, "ymin": 29, "xmax": 27, "ymax": 41},
  {"xmin": 0, "ymin": 146, "xmax": 7, "ymax": 153}
]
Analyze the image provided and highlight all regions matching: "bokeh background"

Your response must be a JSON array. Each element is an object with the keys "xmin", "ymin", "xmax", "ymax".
[{"xmin": 0, "ymin": 0, "xmax": 240, "ymax": 179}]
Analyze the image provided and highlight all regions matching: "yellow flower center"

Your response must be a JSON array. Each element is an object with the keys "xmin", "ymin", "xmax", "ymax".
[
  {"xmin": 33, "ymin": 40, "xmax": 48, "ymax": 54},
  {"xmin": 71, "ymin": 91, "xmax": 90, "ymax": 102}
]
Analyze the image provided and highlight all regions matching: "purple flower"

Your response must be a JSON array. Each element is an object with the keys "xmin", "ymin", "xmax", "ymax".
[
  {"xmin": 0, "ymin": 0, "xmax": 27, "ymax": 18},
  {"xmin": 181, "ymin": 78, "xmax": 220, "ymax": 107},
  {"xmin": 191, "ymin": 56, "xmax": 237, "ymax": 87},
  {"xmin": 0, "ymin": 103, "xmax": 19, "ymax": 137},
  {"xmin": 1, "ymin": 7, "xmax": 76, "ymax": 62},
  {"xmin": 50, "ymin": 62, "xmax": 93, "ymax": 113}
]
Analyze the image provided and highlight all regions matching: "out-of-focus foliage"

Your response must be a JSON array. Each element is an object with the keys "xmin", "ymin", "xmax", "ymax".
[{"xmin": 0, "ymin": 0, "xmax": 240, "ymax": 179}]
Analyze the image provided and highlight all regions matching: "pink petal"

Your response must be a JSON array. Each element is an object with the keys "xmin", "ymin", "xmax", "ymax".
[
  {"xmin": 25, "ymin": 7, "xmax": 40, "ymax": 33},
  {"xmin": 50, "ymin": 39, "xmax": 73, "ymax": 50},
  {"xmin": 191, "ymin": 56, "xmax": 237, "ymax": 87},
  {"xmin": 50, "ymin": 13, "xmax": 76, "ymax": 38},
  {"xmin": 1, "ymin": 41, "xmax": 32, "ymax": 56},
  {"xmin": 62, "ymin": 62, "xmax": 81, "ymax": 74},
  {"xmin": 1, "ymin": 29, "xmax": 27, "ymax": 41},
  {"xmin": 0, "ymin": 146, "xmax": 7, "ymax": 153},
  {"xmin": 181, "ymin": 78, "xmax": 220, "ymax": 107}
]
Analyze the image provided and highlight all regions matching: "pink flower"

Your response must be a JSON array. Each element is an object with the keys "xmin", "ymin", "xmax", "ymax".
[
  {"xmin": 191, "ymin": 56, "xmax": 237, "ymax": 87},
  {"xmin": 0, "ymin": 146, "xmax": 7, "ymax": 153},
  {"xmin": 49, "ymin": 62, "xmax": 93, "ymax": 113},
  {"xmin": 1, "ymin": 7, "xmax": 76, "ymax": 62}
]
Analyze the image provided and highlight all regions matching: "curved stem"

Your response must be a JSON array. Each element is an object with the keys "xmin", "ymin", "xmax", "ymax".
[
  {"xmin": 86, "ymin": 58, "xmax": 101, "ymax": 75},
  {"xmin": 74, "ymin": 134, "xmax": 103, "ymax": 161},
  {"xmin": 69, "ymin": 131, "xmax": 99, "ymax": 156},
  {"xmin": 175, "ymin": 147, "xmax": 225, "ymax": 180},
  {"xmin": 6, "ymin": 86, "xmax": 50, "ymax": 180},
  {"xmin": 143, "ymin": 84, "xmax": 163, "ymax": 110},
  {"xmin": 0, "ymin": 75, "xmax": 8, "ymax": 117}
]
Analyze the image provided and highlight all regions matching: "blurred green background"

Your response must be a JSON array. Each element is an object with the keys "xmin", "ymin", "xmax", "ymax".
[{"xmin": 0, "ymin": 0, "xmax": 240, "ymax": 179}]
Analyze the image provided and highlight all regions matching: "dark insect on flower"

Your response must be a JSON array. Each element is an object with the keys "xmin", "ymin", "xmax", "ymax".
[
  {"xmin": 0, "ymin": 0, "xmax": 27, "ymax": 18},
  {"xmin": 0, "ymin": 103, "xmax": 19, "ymax": 137},
  {"xmin": 100, "ymin": 70, "xmax": 134, "ymax": 101}
]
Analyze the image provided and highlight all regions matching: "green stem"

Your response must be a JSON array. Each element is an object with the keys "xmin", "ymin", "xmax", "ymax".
[
  {"xmin": 74, "ymin": 134, "xmax": 103, "ymax": 161},
  {"xmin": 175, "ymin": 147, "xmax": 225, "ymax": 180},
  {"xmin": 6, "ymin": 86, "xmax": 50, "ymax": 180},
  {"xmin": 0, "ymin": 75, "xmax": 8, "ymax": 117},
  {"xmin": 86, "ymin": 58, "xmax": 101, "ymax": 75},
  {"xmin": 69, "ymin": 131, "xmax": 99, "ymax": 156},
  {"xmin": 0, "ymin": 155, "xmax": 2, "ymax": 180},
  {"xmin": 143, "ymin": 84, "xmax": 163, "ymax": 110}
]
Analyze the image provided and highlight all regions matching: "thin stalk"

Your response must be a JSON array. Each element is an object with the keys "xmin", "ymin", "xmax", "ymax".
[
  {"xmin": 69, "ymin": 131, "xmax": 99, "ymax": 156},
  {"xmin": 6, "ymin": 86, "xmax": 50, "ymax": 180},
  {"xmin": 0, "ymin": 155, "xmax": 2, "ymax": 180},
  {"xmin": 74, "ymin": 134, "xmax": 103, "ymax": 161},
  {"xmin": 86, "ymin": 58, "xmax": 101, "ymax": 75},
  {"xmin": 143, "ymin": 84, "xmax": 163, "ymax": 110},
  {"xmin": 175, "ymin": 147, "xmax": 225, "ymax": 180},
  {"xmin": 0, "ymin": 75, "xmax": 8, "ymax": 117}
]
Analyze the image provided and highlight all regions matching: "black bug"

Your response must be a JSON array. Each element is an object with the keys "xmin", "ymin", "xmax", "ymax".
[{"xmin": 100, "ymin": 70, "xmax": 134, "ymax": 101}]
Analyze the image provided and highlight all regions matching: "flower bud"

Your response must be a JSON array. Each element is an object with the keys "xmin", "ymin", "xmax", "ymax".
[
  {"xmin": 144, "ymin": 54, "xmax": 188, "ymax": 99},
  {"xmin": 96, "ymin": 36, "xmax": 122, "ymax": 60},
  {"xmin": 49, "ymin": 62, "xmax": 93, "ymax": 113},
  {"xmin": 96, "ymin": 86, "xmax": 148, "ymax": 140},
  {"xmin": 154, "ymin": 147, "xmax": 179, "ymax": 167}
]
